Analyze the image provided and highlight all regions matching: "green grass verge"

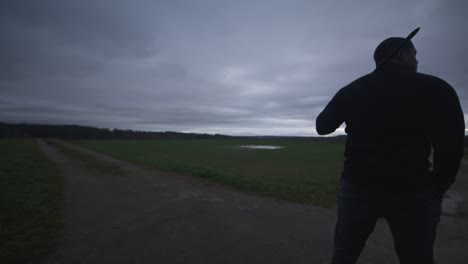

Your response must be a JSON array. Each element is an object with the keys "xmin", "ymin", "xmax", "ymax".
[
  {"xmin": 47, "ymin": 140, "xmax": 126, "ymax": 176},
  {"xmin": 0, "ymin": 139, "xmax": 63, "ymax": 264},
  {"xmin": 75, "ymin": 139, "xmax": 344, "ymax": 207}
]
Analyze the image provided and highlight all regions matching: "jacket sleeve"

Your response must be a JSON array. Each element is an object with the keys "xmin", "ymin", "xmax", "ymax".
[
  {"xmin": 430, "ymin": 82, "xmax": 465, "ymax": 197},
  {"xmin": 316, "ymin": 89, "xmax": 346, "ymax": 135}
]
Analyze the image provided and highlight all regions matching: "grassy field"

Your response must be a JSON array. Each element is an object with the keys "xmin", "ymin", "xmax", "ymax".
[
  {"xmin": 47, "ymin": 140, "xmax": 127, "ymax": 176},
  {"xmin": 0, "ymin": 139, "xmax": 63, "ymax": 264},
  {"xmin": 75, "ymin": 139, "xmax": 344, "ymax": 207}
]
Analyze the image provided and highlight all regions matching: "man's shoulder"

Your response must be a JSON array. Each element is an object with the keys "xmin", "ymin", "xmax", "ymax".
[
  {"xmin": 340, "ymin": 73, "xmax": 375, "ymax": 92},
  {"xmin": 413, "ymin": 72, "xmax": 451, "ymax": 88},
  {"xmin": 415, "ymin": 73, "xmax": 459, "ymax": 102},
  {"xmin": 338, "ymin": 71, "xmax": 454, "ymax": 96}
]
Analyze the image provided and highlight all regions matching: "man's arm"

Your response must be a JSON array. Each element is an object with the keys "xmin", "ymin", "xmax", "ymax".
[
  {"xmin": 430, "ymin": 82, "xmax": 465, "ymax": 198},
  {"xmin": 316, "ymin": 90, "xmax": 345, "ymax": 135}
]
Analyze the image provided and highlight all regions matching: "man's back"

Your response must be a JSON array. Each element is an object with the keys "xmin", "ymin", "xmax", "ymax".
[{"xmin": 316, "ymin": 62, "xmax": 464, "ymax": 194}]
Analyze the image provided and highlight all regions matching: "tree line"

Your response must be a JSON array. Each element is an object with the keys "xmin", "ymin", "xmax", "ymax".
[
  {"xmin": 1, "ymin": 122, "xmax": 465, "ymax": 145},
  {"xmin": 0, "ymin": 123, "xmax": 230, "ymax": 140}
]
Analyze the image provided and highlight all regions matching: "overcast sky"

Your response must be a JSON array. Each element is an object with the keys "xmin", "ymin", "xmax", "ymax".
[{"xmin": 1, "ymin": 0, "xmax": 467, "ymax": 136}]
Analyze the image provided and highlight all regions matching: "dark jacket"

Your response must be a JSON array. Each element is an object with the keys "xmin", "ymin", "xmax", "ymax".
[{"xmin": 316, "ymin": 63, "xmax": 465, "ymax": 197}]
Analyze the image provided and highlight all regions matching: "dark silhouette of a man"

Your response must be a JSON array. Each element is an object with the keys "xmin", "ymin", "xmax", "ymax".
[{"xmin": 316, "ymin": 29, "xmax": 465, "ymax": 263}]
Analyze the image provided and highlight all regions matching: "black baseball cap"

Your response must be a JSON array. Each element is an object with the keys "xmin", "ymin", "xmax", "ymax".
[{"xmin": 374, "ymin": 27, "xmax": 420, "ymax": 69}]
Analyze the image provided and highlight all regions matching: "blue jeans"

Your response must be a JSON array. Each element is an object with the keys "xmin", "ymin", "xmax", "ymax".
[{"xmin": 332, "ymin": 179, "xmax": 442, "ymax": 264}]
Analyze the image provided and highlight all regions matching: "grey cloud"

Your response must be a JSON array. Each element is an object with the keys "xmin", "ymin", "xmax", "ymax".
[
  {"xmin": 1, "ymin": 0, "xmax": 158, "ymax": 57},
  {"xmin": 1, "ymin": 0, "xmax": 467, "ymax": 136},
  {"xmin": 0, "ymin": 0, "xmax": 159, "ymax": 82}
]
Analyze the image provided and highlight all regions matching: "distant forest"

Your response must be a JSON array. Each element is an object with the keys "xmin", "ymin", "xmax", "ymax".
[
  {"xmin": 1, "ymin": 123, "xmax": 466, "ymax": 145},
  {"xmin": 0, "ymin": 123, "xmax": 230, "ymax": 140},
  {"xmin": 0, "ymin": 122, "xmax": 344, "ymax": 141}
]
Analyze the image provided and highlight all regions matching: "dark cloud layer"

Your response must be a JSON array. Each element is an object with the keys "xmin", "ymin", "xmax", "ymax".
[{"xmin": 1, "ymin": 0, "xmax": 467, "ymax": 135}]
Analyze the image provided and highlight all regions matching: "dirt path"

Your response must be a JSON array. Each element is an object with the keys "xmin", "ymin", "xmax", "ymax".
[{"xmin": 38, "ymin": 140, "xmax": 468, "ymax": 264}]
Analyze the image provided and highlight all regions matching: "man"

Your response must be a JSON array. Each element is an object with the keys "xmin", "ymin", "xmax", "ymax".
[{"xmin": 316, "ymin": 28, "xmax": 465, "ymax": 263}]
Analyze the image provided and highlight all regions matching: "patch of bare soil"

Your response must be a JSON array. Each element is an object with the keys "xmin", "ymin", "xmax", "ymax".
[{"xmin": 38, "ymin": 140, "xmax": 468, "ymax": 264}]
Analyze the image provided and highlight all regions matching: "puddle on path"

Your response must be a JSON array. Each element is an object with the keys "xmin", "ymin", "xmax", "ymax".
[{"xmin": 238, "ymin": 145, "xmax": 284, "ymax": 150}]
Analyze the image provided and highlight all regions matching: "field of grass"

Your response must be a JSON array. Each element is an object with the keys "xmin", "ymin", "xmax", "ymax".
[
  {"xmin": 47, "ymin": 140, "xmax": 126, "ymax": 176},
  {"xmin": 0, "ymin": 139, "xmax": 63, "ymax": 264},
  {"xmin": 75, "ymin": 139, "xmax": 344, "ymax": 207}
]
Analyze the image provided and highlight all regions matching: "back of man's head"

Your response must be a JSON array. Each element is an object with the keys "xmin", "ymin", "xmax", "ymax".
[{"xmin": 374, "ymin": 37, "xmax": 414, "ymax": 67}]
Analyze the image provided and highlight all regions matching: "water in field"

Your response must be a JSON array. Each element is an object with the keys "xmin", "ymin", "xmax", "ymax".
[{"xmin": 239, "ymin": 145, "xmax": 284, "ymax": 150}]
